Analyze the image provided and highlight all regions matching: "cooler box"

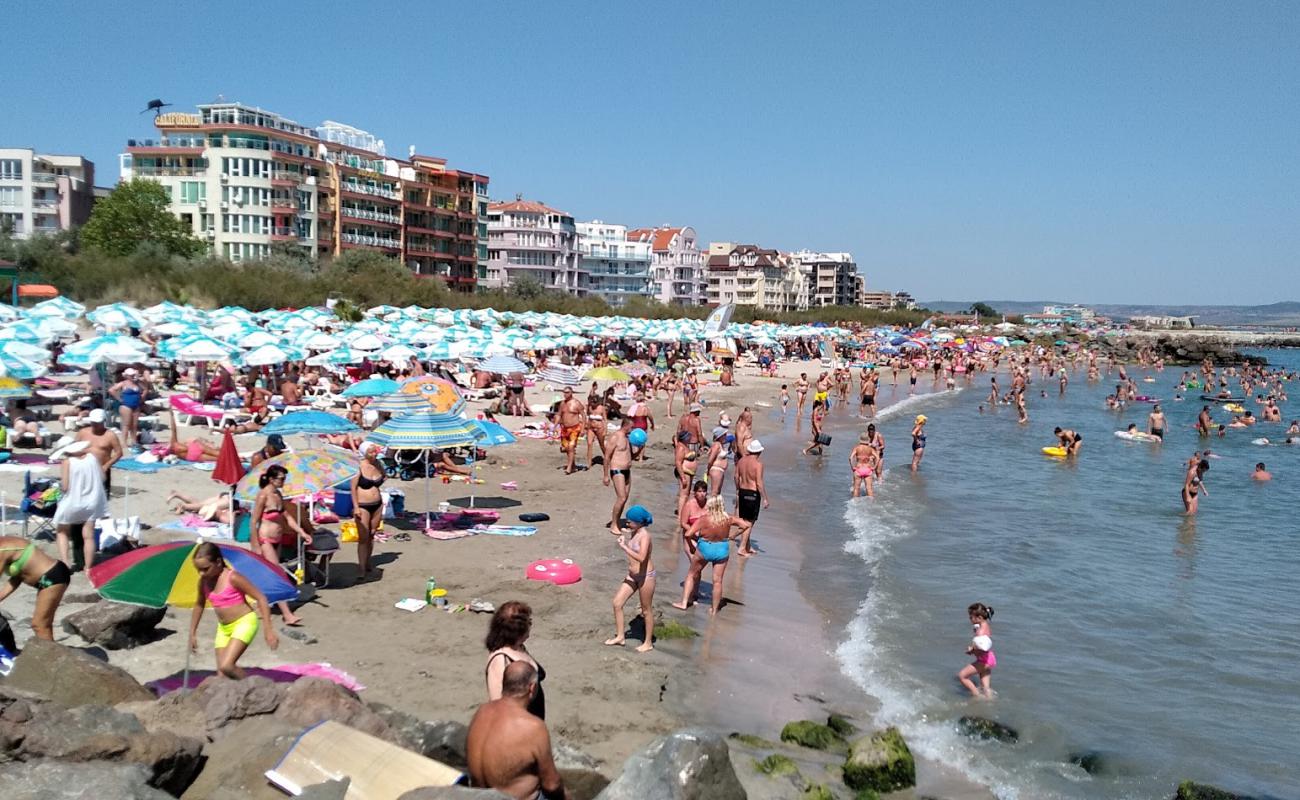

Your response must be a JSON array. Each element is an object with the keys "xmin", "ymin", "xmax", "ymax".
[{"xmin": 332, "ymin": 480, "xmax": 354, "ymax": 518}]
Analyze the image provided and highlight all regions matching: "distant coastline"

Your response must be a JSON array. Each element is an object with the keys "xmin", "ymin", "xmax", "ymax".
[{"xmin": 923, "ymin": 299, "xmax": 1300, "ymax": 327}]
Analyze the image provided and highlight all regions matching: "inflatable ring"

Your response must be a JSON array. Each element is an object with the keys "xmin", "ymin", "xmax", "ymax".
[{"xmin": 526, "ymin": 558, "xmax": 582, "ymax": 585}]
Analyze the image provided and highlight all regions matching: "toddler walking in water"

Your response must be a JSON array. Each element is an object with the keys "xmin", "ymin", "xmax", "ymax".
[{"xmin": 958, "ymin": 603, "xmax": 996, "ymax": 699}]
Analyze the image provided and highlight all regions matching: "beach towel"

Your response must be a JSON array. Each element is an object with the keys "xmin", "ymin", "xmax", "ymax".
[
  {"xmin": 147, "ymin": 662, "xmax": 364, "ymax": 696},
  {"xmin": 422, "ymin": 527, "xmax": 476, "ymax": 541},
  {"xmin": 470, "ymin": 524, "xmax": 537, "ymax": 537},
  {"xmin": 114, "ymin": 458, "xmax": 175, "ymax": 474},
  {"xmin": 157, "ymin": 519, "xmax": 233, "ymax": 539}
]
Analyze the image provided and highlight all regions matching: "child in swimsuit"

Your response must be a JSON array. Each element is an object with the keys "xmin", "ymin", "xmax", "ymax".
[
  {"xmin": 188, "ymin": 541, "xmax": 279, "ymax": 679},
  {"xmin": 606, "ymin": 505, "xmax": 655, "ymax": 652},
  {"xmin": 957, "ymin": 602, "xmax": 996, "ymax": 698},
  {"xmin": 0, "ymin": 536, "xmax": 71, "ymax": 640}
]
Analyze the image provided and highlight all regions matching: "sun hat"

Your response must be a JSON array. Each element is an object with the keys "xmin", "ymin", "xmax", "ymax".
[
  {"xmin": 266, "ymin": 434, "xmax": 287, "ymax": 451},
  {"xmin": 689, "ymin": 403, "xmax": 703, "ymax": 413},
  {"xmin": 123, "ymin": 368, "xmax": 139, "ymax": 377},
  {"xmin": 88, "ymin": 409, "xmax": 106, "ymax": 424},
  {"xmin": 625, "ymin": 505, "xmax": 653, "ymax": 526},
  {"xmin": 747, "ymin": 439, "xmax": 764, "ymax": 454},
  {"xmin": 718, "ymin": 413, "xmax": 731, "ymax": 427}
]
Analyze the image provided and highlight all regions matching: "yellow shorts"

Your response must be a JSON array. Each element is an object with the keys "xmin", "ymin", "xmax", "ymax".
[
  {"xmin": 815, "ymin": 391, "xmax": 828, "ymax": 403},
  {"xmin": 214, "ymin": 611, "xmax": 259, "ymax": 649}
]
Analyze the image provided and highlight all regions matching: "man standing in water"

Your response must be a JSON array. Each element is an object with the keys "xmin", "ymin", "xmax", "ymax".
[
  {"xmin": 734, "ymin": 439, "xmax": 768, "ymax": 556},
  {"xmin": 1148, "ymin": 404, "xmax": 1167, "ymax": 441},
  {"xmin": 1196, "ymin": 405, "xmax": 1213, "ymax": 437},
  {"xmin": 557, "ymin": 387, "xmax": 585, "ymax": 475},
  {"xmin": 76, "ymin": 409, "xmax": 123, "ymax": 495},
  {"xmin": 603, "ymin": 417, "xmax": 633, "ymax": 534}
]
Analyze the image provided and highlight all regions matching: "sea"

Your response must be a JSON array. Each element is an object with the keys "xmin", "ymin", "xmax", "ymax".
[{"xmin": 753, "ymin": 350, "xmax": 1300, "ymax": 800}]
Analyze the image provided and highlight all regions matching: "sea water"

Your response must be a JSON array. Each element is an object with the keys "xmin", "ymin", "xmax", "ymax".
[{"xmin": 772, "ymin": 353, "xmax": 1300, "ymax": 799}]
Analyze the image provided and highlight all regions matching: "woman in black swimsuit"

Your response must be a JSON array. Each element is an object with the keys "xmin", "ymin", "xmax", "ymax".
[
  {"xmin": 350, "ymin": 442, "xmax": 386, "ymax": 579},
  {"xmin": 484, "ymin": 601, "xmax": 546, "ymax": 719}
]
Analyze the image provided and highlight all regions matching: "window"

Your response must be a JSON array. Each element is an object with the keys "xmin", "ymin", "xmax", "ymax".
[
  {"xmin": 0, "ymin": 187, "xmax": 21, "ymax": 207},
  {"xmin": 0, "ymin": 160, "xmax": 22, "ymax": 180},
  {"xmin": 178, "ymin": 181, "xmax": 205, "ymax": 204}
]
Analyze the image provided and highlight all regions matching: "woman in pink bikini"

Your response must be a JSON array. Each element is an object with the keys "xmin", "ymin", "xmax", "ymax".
[
  {"xmin": 957, "ymin": 602, "xmax": 996, "ymax": 699},
  {"xmin": 849, "ymin": 432, "xmax": 879, "ymax": 498},
  {"xmin": 250, "ymin": 465, "xmax": 309, "ymax": 625},
  {"xmin": 188, "ymin": 542, "xmax": 279, "ymax": 679}
]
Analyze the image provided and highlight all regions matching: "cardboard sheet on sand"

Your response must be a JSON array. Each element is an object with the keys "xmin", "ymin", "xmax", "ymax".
[{"xmin": 266, "ymin": 719, "xmax": 462, "ymax": 798}]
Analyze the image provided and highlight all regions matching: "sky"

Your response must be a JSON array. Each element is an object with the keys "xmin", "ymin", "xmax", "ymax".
[{"xmin": 2, "ymin": 1, "xmax": 1297, "ymax": 305}]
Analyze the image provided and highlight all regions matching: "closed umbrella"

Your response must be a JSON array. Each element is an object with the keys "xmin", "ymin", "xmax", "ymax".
[
  {"xmin": 212, "ymin": 428, "xmax": 246, "ymax": 538},
  {"xmin": 538, "ymin": 364, "xmax": 582, "ymax": 387}
]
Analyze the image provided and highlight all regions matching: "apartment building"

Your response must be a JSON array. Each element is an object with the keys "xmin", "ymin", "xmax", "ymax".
[
  {"xmin": 576, "ymin": 221, "xmax": 652, "ymax": 306},
  {"xmin": 120, "ymin": 103, "xmax": 487, "ymax": 290},
  {"xmin": 484, "ymin": 197, "xmax": 585, "ymax": 295},
  {"xmin": 0, "ymin": 148, "xmax": 96, "ymax": 239},
  {"xmin": 625, "ymin": 226, "xmax": 706, "ymax": 305},
  {"xmin": 794, "ymin": 250, "xmax": 858, "ymax": 307},
  {"xmin": 705, "ymin": 242, "xmax": 803, "ymax": 312},
  {"xmin": 860, "ymin": 290, "xmax": 917, "ymax": 310}
]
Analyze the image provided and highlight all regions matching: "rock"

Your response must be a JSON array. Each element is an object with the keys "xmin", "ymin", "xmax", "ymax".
[
  {"xmin": 551, "ymin": 740, "xmax": 609, "ymax": 798},
  {"xmin": 368, "ymin": 702, "xmax": 468, "ymax": 767},
  {"xmin": 5, "ymin": 759, "xmax": 174, "ymax": 800},
  {"xmin": 1174, "ymin": 781, "xmax": 1243, "ymax": 800},
  {"xmin": 957, "ymin": 715, "xmax": 1019, "ymax": 744},
  {"xmin": 179, "ymin": 716, "xmax": 302, "ymax": 800},
  {"xmin": 596, "ymin": 728, "xmax": 745, "ymax": 800},
  {"xmin": 60, "ymin": 592, "xmax": 103, "ymax": 605},
  {"xmin": 801, "ymin": 785, "xmax": 836, "ymax": 800},
  {"xmin": 826, "ymin": 713, "xmax": 857, "ymax": 737},
  {"xmin": 15, "ymin": 704, "xmax": 203, "ymax": 794},
  {"xmin": 779, "ymin": 720, "xmax": 845, "ymax": 752},
  {"xmin": 0, "ymin": 611, "xmax": 16, "ymax": 653},
  {"xmin": 274, "ymin": 677, "xmax": 392, "ymax": 740},
  {"xmin": 2, "ymin": 639, "xmax": 155, "ymax": 706},
  {"xmin": 299, "ymin": 778, "xmax": 351, "ymax": 800},
  {"xmin": 842, "ymin": 727, "xmax": 916, "ymax": 794},
  {"xmin": 754, "ymin": 753, "xmax": 799, "ymax": 776},
  {"xmin": 192, "ymin": 674, "xmax": 284, "ymax": 735},
  {"xmin": 118, "ymin": 692, "xmax": 208, "ymax": 741},
  {"xmin": 397, "ymin": 788, "xmax": 514, "ymax": 800},
  {"xmin": 61, "ymin": 603, "xmax": 167, "ymax": 650}
]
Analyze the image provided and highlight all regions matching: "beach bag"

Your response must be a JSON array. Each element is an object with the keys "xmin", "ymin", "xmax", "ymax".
[
  {"xmin": 815, "ymin": 433, "xmax": 832, "ymax": 446},
  {"xmin": 383, "ymin": 489, "xmax": 405, "ymax": 518},
  {"xmin": 340, "ymin": 520, "xmax": 358, "ymax": 543}
]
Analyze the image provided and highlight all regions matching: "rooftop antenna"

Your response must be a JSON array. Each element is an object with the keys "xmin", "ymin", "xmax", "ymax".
[{"xmin": 140, "ymin": 99, "xmax": 172, "ymax": 116}]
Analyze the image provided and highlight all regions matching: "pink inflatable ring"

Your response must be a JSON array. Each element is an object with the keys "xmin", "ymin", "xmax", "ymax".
[{"xmin": 526, "ymin": 558, "xmax": 582, "ymax": 585}]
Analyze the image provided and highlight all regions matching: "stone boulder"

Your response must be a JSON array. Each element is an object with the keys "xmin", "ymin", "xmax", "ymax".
[
  {"xmin": 179, "ymin": 716, "xmax": 302, "ymax": 800},
  {"xmin": 842, "ymin": 727, "xmax": 915, "ymax": 794},
  {"xmin": 1173, "ymin": 781, "xmax": 1245, "ymax": 800},
  {"xmin": 61, "ymin": 603, "xmax": 167, "ymax": 650},
  {"xmin": 6, "ymin": 759, "xmax": 174, "ymax": 800},
  {"xmin": 2, "ymin": 638, "xmax": 154, "ymax": 706},
  {"xmin": 398, "ymin": 789, "xmax": 513, "ymax": 800},
  {"xmin": 274, "ymin": 677, "xmax": 391, "ymax": 740},
  {"xmin": 117, "ymin": 691, "xmax": 209, "ymax": 742},
  {"xmin": 596, "ymin": 728, "xmax": 745, "ymax": 800},
  {"xmin": 957, "ymin": 715, "xmax": 1019, "ymax": 743},
  {"xmin": 779, "ymin": 719, "xmax": 845, "ymax": 752},
  {"xmin": 11, "ymin": 702, "xmax": 203, "ymax": 795},
  {"xmin": 192, "ymin": 674, "xmax": 284, "ymax": 736},
  {"xmin": 369, "ymin": 702, "xmax": 468, "ymax": 768}
]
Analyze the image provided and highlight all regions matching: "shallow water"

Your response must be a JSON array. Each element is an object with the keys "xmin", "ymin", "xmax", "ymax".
[{"xmin": 766, "ymin": 355, "xmax": 1300, "ymax": 799}]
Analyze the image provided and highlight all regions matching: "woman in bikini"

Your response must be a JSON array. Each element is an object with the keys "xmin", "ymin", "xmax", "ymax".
[
  {"xmin": 187, "ymin": 542, "xmax": 278, "ymax": 680},
  {"xmin": 663, "ymin": 373, "xmax": 679, "ymax": 418},
  {"xmin": 705, "ymin": 427, "xmax": 732, "ymax": 496},
  {"xmin": 849, "ymin": 432, "xmax": 879, "ymax": 498},
  {"xmin": 484, "ymin": 600, "xmax": 547, "ymax": 719},
  {"xmin": 673, "ymin": 496, "xmax": 752, "ymax": 616},
  {"xmin": 163, "ymin": 410, "xmax": 222, "ymax": 462},
  {"xmin": 350, "ymin": 442, "xmax": 386, "ymax": 580},
  {"xmin": 250, "ymin": 465, "xmax": 308, "ymax": 625},
  {"xmin": 676, "ymin": 480, "xmax": 709, "ymax": 553},
  {"xmin": 168, "ymin": 491, "xmax": 234, "ymax": 525},
  {"xmin": 605, "ymin": 505, "xmax": 655, "ymax": 652},
  {"xmin": 0, "ymin": 535, "xmax": 71, "ymax": 640},
  {"xmin": 585, "ymin": 390, "xmax": 607, "ymax": 467}
]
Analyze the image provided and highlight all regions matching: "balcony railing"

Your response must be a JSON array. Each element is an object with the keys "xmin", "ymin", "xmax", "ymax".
[
  {"xmin": 272, "ymin": 226, "xmax": 294, "ymax": 237},
  {"xmin": 133, "ymin": 166, "xmax": 206, "ymax": 177},
  {"xmin": 271, "ymin": 169, "xmax": 304, "ymax": 182},
  {"xmin": 31, "ymin": 200, "xmax": 59, "ymax": 211},
  {"xmin": 341, "ymin": 232, "xmax": 399, "ymax": 249},
  {"xmin": 341, "ymin": 207, "xmax": 401, "ymax": 224},
  {"xmin": 222, "ymin": 137, "xmax": 271, "ymax": 151},
  {"xmin": 30, "ymin": 173, "xmax": 57, "ymax": 185},
  {"xmin": 340, "ymin": 182, "xmax": 399, "ymax": 200}
]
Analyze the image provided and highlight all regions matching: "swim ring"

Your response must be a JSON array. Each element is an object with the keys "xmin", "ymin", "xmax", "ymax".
[
  {"xmin": 526, "ymin": 558, "xmax": 582, "ymax": 585},
  {"xmin": 1042, "ymin": 446, "xmax": 1068, "ymax": 457}
]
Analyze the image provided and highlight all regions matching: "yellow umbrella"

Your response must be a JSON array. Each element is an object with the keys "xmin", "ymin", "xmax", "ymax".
[
  {"xmin": 584, "ymin": 366, "xmax": 630, "ymax": 382},
  {"xmin": 398, "ymin": 377, "xmax": 465, "ymax": 414}
]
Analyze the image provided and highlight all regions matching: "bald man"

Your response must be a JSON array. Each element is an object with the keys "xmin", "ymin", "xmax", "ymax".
[{"xmin": 466, "ymin": 661, "xmax": 567, "ymax": 800}]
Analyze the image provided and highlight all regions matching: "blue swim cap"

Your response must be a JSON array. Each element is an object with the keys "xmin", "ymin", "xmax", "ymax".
[{"xmin": 625, "ymin": 505, "xmax": 653, "ymax": 526}]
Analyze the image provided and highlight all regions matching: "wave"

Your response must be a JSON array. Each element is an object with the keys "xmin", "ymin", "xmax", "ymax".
[{"xmin": 870, "ymin": 387, "xmax": 964, "ymax": 423}]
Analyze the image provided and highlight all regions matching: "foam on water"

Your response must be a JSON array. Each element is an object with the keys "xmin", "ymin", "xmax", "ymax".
[{"xmin": 861, "ymin": 386, "xmax": 964, "ymax": 423}]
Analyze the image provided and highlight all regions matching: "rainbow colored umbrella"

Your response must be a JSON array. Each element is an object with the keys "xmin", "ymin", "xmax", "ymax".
[
  {"xmin": 88, "ymin": 540, "xmax": 298, "ymax": 608},
  {"xmin": 398, "ymin": 377, "xmax": 465, "ymax": 415},
  {"xmin": 234, "ymin": 450, "xmax": 359, "ymax": 503}
]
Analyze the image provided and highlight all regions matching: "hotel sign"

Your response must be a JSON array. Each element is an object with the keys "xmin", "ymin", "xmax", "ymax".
[{"xmin": 155, "ymin": 113, "xmax": 202, "ymax": 127}]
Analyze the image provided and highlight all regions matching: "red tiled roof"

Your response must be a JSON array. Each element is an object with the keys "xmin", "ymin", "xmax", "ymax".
[
  {"xmin": 489, "ymin": 199, "xmax": 569, "ymax": 216},
  {"xmin": 626, "ymin": 226, "xmax": 683, "ymax": 251}
]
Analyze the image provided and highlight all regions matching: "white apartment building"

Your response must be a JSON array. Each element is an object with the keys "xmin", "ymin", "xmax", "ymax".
[
  {"xmin": 794, "ymin": 250, "xmax": 858, "ymax": 307},
  {"xmin": 626, "ymin": 226, "xmax": 706, "ymax": 305},
  {"xmin": 576, "ymin": 221, "xmax": 653, "ymax": 306},
  {"xmin": 0, "ymin": 149, "xmax": 96, "ymax": 239},
  {"xmin": 705, "ymin": 242, "xmax": 804, "ymax": 312},
  {"xmin": 485, "ymin": 197, "xmax": 586, "ymax": 295}
]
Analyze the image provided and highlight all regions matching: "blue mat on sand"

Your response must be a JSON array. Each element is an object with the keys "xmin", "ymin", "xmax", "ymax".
[{"xmin": 114, "ymin": 459, "xmax": 175, "ymax": 474}]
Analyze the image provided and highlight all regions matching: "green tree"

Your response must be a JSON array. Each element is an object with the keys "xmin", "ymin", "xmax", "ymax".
[
  {"xmin": 969, "ymin": 302, "xmax": 999, "ymax": 318},
  {"xmin": 508, "ymin": 275, "xmax": 545, "ymax": 301},
  {"xmin": 81, "ymin": 178, "xmax": 203, "ymax": 258}
]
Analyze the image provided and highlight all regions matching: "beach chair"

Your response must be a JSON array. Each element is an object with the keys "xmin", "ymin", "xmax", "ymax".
[
  {"xmin": 19, "ymin": 471, "xmax": 58, "ymax": 540},
  {"xmin": 169, "ymin": 395, "xmax": 247, "ymax": 429}
]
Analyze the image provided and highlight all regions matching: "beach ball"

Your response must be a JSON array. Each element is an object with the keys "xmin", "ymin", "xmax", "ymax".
[{"xmin": 628, "ymin": 429, "xmax": 648, "ymax": 448}]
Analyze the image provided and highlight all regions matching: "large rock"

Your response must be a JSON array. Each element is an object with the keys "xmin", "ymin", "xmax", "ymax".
[
  {"xmin": 596, "ymin": 728, "xmax": 745, "ymax": 800},
  {"xmin": 369, "ymin": 703, "xmax": 468, "ymax": 768},
  {"xmin": 14, "ymin": 703, "xmax": 203, "ymax": 795},
  {"xmin": 61, "ymin": 603, "xmax": 167, "ymax": 650},
  {"xmin": 2, "ymin": 638, "xmax": 154, "ymax": 706},
  {"xmin": 1173, "ymin": 782, "xmax": 1244, "ymax": 800},
  {"xmin": 842, "ymin": 726, "xmax": 916, "ymax": 794},
  {"xmin": 180, "ymin": 716, "xmax": 302, "ymax": 800},
  {"xmin": 118, "ymin": 691, "xmax": 209, "ymax": 742},
  {"xmin": 398, "ymin": 789, "xmax": 513, "ymax": 800},
  {"xmin": 957, "ymin": 715, "xmax": 1019, "ymax": 744},
  {"xmin": 192, "ymin": 674, "xmax": 284, "ymax": 736},
  {"xmin": 274, "ymin": 677, "xmax": 391, "ymax": 740},
  {"xmin": 779, "ymin": 719, "xmax": 845, "ymax": 752},
  {"xmin": 5, "ymin": 759, "xmax": 174, "ymax": 800}
]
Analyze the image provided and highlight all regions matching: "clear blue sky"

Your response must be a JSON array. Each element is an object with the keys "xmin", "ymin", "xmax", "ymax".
[{"xmin": 3, "ymin": 1, "xmax": 1297, "ymax": 305}]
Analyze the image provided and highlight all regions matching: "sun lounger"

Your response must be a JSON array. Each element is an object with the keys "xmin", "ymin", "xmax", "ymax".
[{"xmin": 168, "ymin": 394, "xmax": 248, "ymax": 429}]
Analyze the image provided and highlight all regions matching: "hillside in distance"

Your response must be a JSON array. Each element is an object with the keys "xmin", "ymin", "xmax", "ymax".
[{"xmin": 921, "ymin": 300, "xmax": 1300, "ymax": 327}]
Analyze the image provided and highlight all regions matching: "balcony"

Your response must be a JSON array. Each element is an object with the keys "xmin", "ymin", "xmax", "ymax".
[
  {"xmin": 132, "ymin": 166, "xmax": 206, "ymax": 177},
  {"xmin": 271, "ymin": 226, "xmax": 296, "ymax": 240},
  {"xmin": 341, "ymin": 232, "xmax": 399, "ymax": 249},
  {"xmin": 271, "ymin": 170, "xmax": 304, "ymax": 185},
  {"xmin": 341, "ymin": 206, "xmax": 401, "ymax": 225},
  {"xmin": 30, "ymin": 173, "xmax": 57, "ymax": 186},
  {"xmin": 31, "ymin": 199, "xmax": 59, "ymax": 211},
  {"xmin": 221, "ymin": 137, "xmax": 271, "ymax": 151},
  {"xmin": 270, "ymin": 197, "xmax": 297, "ymax": 211},
  {"xmin": 339, "ymin": 182, "xmax": 399, "ymax": 200}
]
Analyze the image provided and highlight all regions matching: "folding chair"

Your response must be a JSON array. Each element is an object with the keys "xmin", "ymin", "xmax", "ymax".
[{"xmin": 20, "ymin": 471, "xmax": 58, "ymax": 540}]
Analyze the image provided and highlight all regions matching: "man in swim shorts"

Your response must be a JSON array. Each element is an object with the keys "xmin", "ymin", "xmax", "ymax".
[
  {"xmin": 733, "ymin": 439, "xmax": 768, "ymax": 556},
  {"xmin": 557, "ymin": 388, "xmax": 585, "ymax": 475},
  {"xmin": 1148, "ymin": 404, "xmax": 1166, "ymax": 440}
]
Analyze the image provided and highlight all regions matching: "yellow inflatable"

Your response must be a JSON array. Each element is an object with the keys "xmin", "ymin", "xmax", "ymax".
[
  {"xmin": 1224, "ymin": 403, "xmax": 1245, "ymax": 413},
  {"xmin": 1042, "ymin": 446, "xmax": 1068, "ymax": 457}
]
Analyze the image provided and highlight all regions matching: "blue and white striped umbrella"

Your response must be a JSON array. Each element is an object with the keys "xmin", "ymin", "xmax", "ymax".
[
  {"xmin": 0, "ymin": 353, "xmax": 48, "ymax": 380},
  {"xmin": 0, "ymin": 340, "xmax": 51, "ymax": 361},
  {"xmin": 262, "ymin": 410, "xmax": 359, "ymax": 436},
  {"xmin": 366, "ymin": 411, "xmax": 485, "ymax": 450},
  {"xmin": 479, "ymin": 355, "xmax": 527, "ymax": 374},
  {"xmin": 87, "ymin": 303, "xmax": 146, "ymax": 330},
  {"xmin": 366, "ymin": 392, "xmax": 435, "ymax": 415}
]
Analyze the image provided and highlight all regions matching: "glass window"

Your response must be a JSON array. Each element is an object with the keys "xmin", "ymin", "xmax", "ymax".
[
  {"xmin": 0, "ymin": 187, "xmax": 21, "ymax": 206},
  {"xmin": 0, "ymin": 160, "xmax": 23, "ymax": 180}
]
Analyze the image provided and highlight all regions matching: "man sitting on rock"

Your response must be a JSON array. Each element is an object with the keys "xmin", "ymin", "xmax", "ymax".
[{"xmin": 466, "ymin": 661, "xmax": 567, "ymax": 800}]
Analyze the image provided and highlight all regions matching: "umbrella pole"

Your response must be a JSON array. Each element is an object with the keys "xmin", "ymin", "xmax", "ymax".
[
  {"xmin": 182, "ymin": 639, "xmax": 190, "ymax": 690},
  {"xmin": 469, "ymin": 454, "xmax": 477, "ymax": 508},
  {"xmin": 424, "ymin": 450, "xmax": 431, "ymax": 531}
]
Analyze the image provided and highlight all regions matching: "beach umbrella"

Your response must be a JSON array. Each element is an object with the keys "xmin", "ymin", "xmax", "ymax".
[
  {"xmin": 623, "ymin": 363, "xmax": 655, "ymax": 377},
  {"xmin": 87, "ymin": 303, "xmax": 146, "ymax": 330},
  {"xmin": 538, "ymin": 364, "xmax": 582, "ymax": 387},
  {"xmin": 261, "ymin": 410, "xmax": 359, "ymax": 436},
  {"xmin": 0, "ymin": 377, "xmax": 33, "ymax": 399},
  {"xmin": 479, "ymin": 355, "xmax": 527, "ymax": 374},
  {"xmin": 212, "ymin": 428, "xmax": 246, "ymax": 533},
  {"xmin": 88, "ymin": 540, "xmax": 297, "ymax": 608},
  {"xmin": 347, "ymin": 333, "xmax": 385, "ymax": 351},
  {"xmin": 584, "ymin": 366, "xmax": 630, "ymax": 382},
  {"xmin": 0, "ymin": 340, "xmax": 50, "ymax": 363},
  {"xmin": 398, "ymin": 377, "xmax": 465, "ymax": 415},
  {"xmin": 378, "ymin": 344, "xmax": 420, "ymax": 362},
  {"xmin": 341, "ymin": 378, "xmax": 399, "ymax": 398},
  {"xmin": 238, "ymin": 330, "xmax": 279, "ymax": 349},
  {"xmin": 298, "ymin": 331, "xmax": 342, "ymax": 351},
  {"xmin": 367, "ymin": 392, "xmax": 435, "ymax": 415},
  {"xmin": 0, "ymin": 322, "xmax": 53, "ymax": 345},
  {"xmin": 0, "ymin": 304, "xmax": 19, "ymax": 322},
  {"xmin": 173, "ymin": 336, "xmax": 236, "ymax": 362},
  {"xmin": 309, "ymin": 347, "xmax": 366, "ymax": 366},
  {"xmin": 468, "ymin": 419, "xmax": 516, "ymax": 447},
  {"xmin": 367, "ymin": 411, "xmax": 485, "ymax": 527},
  {"xmin": 561, "ymin": 335, "xmax": 590, "ymax": 347},
  {"xmin": 240, "ymin": 343, "xmax": 298, "ymax": 367},
  {"xmin": 233, "ymin": 450, "xmax": 360, "ymax": 504},
  {"xmin": 29, "ymin": 297, "xmax": 84, "ymax": 318},
  {"xmin": 0, "ymin": 353, "xmax": 47, "ymax": 380}
]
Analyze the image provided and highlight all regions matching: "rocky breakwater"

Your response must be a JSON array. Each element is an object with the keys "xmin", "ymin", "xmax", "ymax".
[
  {"xmin": 1097, "ymin": 330, "xmax": 1300, "ymax": 366},
  {"xmin": 0, "ymin": 639, "xmax": 751, "ymax": 800}
]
